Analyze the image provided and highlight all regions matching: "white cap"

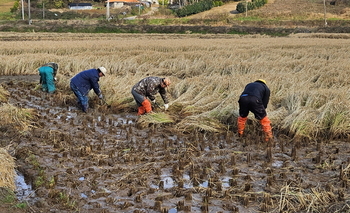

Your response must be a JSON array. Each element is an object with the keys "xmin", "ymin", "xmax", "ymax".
[{"xmin": 98, "ymin": 67, "xmax": 107, "ymax": 76}]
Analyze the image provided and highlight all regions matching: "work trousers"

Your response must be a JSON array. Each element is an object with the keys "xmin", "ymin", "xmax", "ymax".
[
  {"xmin": 70, "ymin": 82, "xmax": 88, "ymax": 112},
  {"xmin": 238, "ymin": 95, "xmax": 267, "ymax": 120}
]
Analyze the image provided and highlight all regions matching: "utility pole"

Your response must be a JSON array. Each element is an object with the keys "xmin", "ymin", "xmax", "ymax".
[
  {"xmin": 21, "ymin": 0, "xmax": 24, "ymax": 20},
  {"xmin": 106, "ymin": 0, "xmax": 110, "ymax": 20},
  {"xmin": 42, "ymin": 2, "xmax": 45, "ymax": 19},
  {"xmin": 245, "ymin": 0, "xmax": 247, "ymax": 17},
  {"xmin": 323, "ymin": 0, "xmax": 327, "ymax": 26},
  {"xmin": 28, "ymin": 0, "xmax": 31, "ymax": 25}
]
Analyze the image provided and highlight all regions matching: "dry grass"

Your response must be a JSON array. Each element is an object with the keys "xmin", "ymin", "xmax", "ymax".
[
  {"xmin": 243, "ymin": 0, "xmax": 350, "ymax": 20},
  {"xmin": 0, "ymin": 0, "xmax": 13, "ymax": 13},
  {"xmin": 0, "ymin": 85, "xmax": 9, "ymax": 103},
  {"xmin": 278, "ymin": 184, "xmax": 345, "ymax": 212},
  {"xmin": 0, "ymin": 103, "xmax": 38, "ymax": 132},
  {"xmin": 137, "ymin": 112, "xmax": 174, "ymax": 128},
  {"xmin": 1, "ymin": 32, "xmax": 350, "ymax": 138},
  {"xmin": 0, "ymin": 148, "xmax": 16, "ymax": 191}
]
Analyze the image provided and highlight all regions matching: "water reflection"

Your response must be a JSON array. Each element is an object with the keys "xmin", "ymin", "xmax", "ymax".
[{"xmin": 15, "ymin": 171, "xmax": 35, "ymax": 200}]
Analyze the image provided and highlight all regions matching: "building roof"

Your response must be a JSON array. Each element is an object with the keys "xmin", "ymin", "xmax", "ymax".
[
  {"xmin": 68, "ymin": 3, "xmax": 92, "ymax": 6},
  {"xmin": 107, "ymin": 0, "xmax": 139, "ymax": 3}
]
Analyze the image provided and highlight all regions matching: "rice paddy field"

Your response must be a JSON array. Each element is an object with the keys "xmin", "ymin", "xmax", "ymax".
[{"xmin": 0, "ymin": 32, "xmax": 349, "ymax": 212}]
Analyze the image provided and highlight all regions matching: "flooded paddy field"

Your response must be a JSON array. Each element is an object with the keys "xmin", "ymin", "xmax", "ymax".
[{"xmin": 1, "ymin": 78, "xmax": 350, "ymax": 212}]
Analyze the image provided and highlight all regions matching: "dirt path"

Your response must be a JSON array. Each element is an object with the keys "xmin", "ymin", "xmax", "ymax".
[
  {"xmin": 188, "ymin": 2, "xmax": 239, "ymax": 19},
  {"xmin": 187, "ymin": 0, "xmax": 275, "ymax": 19}
]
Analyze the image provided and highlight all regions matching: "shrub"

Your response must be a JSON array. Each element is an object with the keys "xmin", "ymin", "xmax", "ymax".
[
  {"xmin": 213, "ymin": 1, "xmax": 224, "ymax": 7},
  {"xmin": 10, "ymin": 0, "xmax": 20, "ymax": 13},
  {"xmin": 236, "ymin": 0, "xmax": 267, "ymax": 13},
  {"xmin": 173, "ymin": 0, "xmax": 214, "ymax": 17}
]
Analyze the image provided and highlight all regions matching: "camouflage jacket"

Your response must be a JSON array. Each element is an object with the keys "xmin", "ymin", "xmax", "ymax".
[{"xmin": 132, "ymin": 77, "xmax": 169, "ymax": 104}]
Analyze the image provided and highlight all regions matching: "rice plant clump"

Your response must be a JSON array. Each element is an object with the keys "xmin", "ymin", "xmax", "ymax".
[
  {"xmin": 137, "ymin": 112, "xmax": 174, "ymax": 128},
  {"xmin": 0, "ymin": 85, "xmax": 9, "ymax": 103},
  {"xmin": 0, "ymin": 148, "xmax": 16, "ymax": 191},
  {"xmin": 0, "ymin": 103, "xmax": 38, "ymax": 132}
]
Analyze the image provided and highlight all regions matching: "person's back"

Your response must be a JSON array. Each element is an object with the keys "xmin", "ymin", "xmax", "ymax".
[
  {"xmin": 71, "ymin": 69, "xmax": 100, "ymax": 96},
  {"xmin": 133, "ymin": 77, "xmax": 167, "ymax": 100},
  {"xmin": 241, "ymin": 81, "xmax": 270, "ymax": 108},
  {"xmin": 70, "ymin": 67, "xmax": 106, "ymax": 113}
]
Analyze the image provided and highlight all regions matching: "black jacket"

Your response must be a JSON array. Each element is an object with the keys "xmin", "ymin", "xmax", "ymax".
[{"xmin": 240, "ymin": 81, "xmax": 270, "ymax": 108}]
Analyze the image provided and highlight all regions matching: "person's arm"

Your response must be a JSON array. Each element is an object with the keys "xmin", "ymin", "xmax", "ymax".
[
  {"xmin": 263, "ymin": 87, "xmax": 270, "ymax": 109},
  {"xmin": 38, "ymin": 67, "xmax": 43, "ymax": 84},
  {"xmin": 159, "ymin": 87, "xmax": 169, "ymax": 104},
  {"xmin": 91, "ymin": 76, "xmax": 102, "ymax": 96}
]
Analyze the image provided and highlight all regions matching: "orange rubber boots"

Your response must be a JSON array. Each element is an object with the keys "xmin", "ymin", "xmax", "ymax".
[
  {"xmin": 260, "ymin": 116, "xmax": 273, "ymax": 142},
  {"xmin": 237, "ymin": 116, "xmax": 248, "ymax": 137},
  {"xmin": 138, "ymin": 99, "xmax": 152, "ymax": 115}
]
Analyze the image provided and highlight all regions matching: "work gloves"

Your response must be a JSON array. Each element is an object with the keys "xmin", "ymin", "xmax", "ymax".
[
  {"xmin": 98, "ymin": 94, "xmax": 103, "ymax": 99},
  {"xmin": 151, "ymin": 99, "xmax": 169, "ymax": 110}
]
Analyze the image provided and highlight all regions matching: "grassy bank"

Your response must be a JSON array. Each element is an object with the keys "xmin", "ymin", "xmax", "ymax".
[{"xmin": 2, "ymin": 19, "xmax": 350, "ymax": 35}]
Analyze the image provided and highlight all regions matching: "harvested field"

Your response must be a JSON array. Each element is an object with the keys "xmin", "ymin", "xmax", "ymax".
[{"xmin": 0, "ymin": 32, "xmax": 349, "ymax": 212}]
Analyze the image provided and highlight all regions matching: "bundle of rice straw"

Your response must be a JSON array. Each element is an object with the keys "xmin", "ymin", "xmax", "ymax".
[
  {"xmin": 137, "ymin": 112, "xmax": 174, "ymax": 128},
  {"xmin": 0, "ymin": 85, "xmax": 9, "ymax": 103},
  {"xmin": 0, "ymin": 148, "xmax": 16, "ymax": 191}
]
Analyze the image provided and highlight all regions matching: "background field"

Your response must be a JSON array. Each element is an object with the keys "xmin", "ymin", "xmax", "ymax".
[
  {"xmin": 0, "ymin": 0, "xmax": 13, "ymax": 12},
  {"xmin": 1, "ymin": 0, "xmax": 350, "ymax": 33},
  {"xmin": 1, "ymin": 32, "xmax": 350, "ymax": 140}
]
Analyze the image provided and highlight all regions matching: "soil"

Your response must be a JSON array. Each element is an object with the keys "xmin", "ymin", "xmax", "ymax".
[
  {"xmin": 187, "ymin": 2, "xmax": 240, "ymax": 19},
  {"xmin": 0, "ymin": 76, "xmax": 349, "ymax": 213}
]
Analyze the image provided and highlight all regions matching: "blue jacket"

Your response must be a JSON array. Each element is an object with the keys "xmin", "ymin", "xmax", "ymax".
[{"xmin": 70, "ymin": 69, "xmax": 101, "ymax": 96}]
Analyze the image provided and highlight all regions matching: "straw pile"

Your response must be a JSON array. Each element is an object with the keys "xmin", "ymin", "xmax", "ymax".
[
  {"xmin": 0, "ymin": 85, "xmax": 9, "ymax": 103},
  {"xmin": 0, "ymin": 148, "xmax": 16, "ymax": 191},
  {"xmin": 0, "ymin": 103, "xmax": 37, "ymax": 132},
  {"xmin": 137, "ymin": 112, "xmax": 174, "ymax": 128}
]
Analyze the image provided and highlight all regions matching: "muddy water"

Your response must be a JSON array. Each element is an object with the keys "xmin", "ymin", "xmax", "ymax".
[{"xmin": 2, "ymin": 80, "xmax": 350, "ymax": 212}]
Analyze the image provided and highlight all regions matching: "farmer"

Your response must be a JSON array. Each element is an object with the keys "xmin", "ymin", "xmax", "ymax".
[
  {"xmin": 38, "ymin": 62, "xmax": 58, "ymax": 93},
  {"xmin": 70, "ymin": 67, "xmax": 107, "ymax": 113},
  {"xmin": 237, "ymin": 79, "xmax": 273, "ymax": 142},
  {"xmin": 131, "ymin": 76, "xmax": 171, "ymax": 115}
]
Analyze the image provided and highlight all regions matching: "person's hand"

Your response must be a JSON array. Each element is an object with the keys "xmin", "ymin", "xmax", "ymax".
[
  {"xmin": 151, "ymin": 99, "xmax": 156, "ymax": 104},
  {"xmin": 164, "ymin": 104, "xmax": 169, "ymax": 110},
  {"xmin": 98, "ymin": 94, "xmax": 103, "ymax": 99},
  {"xmin": 54, "ymin": 77, "xmax": 57, "ymax": 81}
]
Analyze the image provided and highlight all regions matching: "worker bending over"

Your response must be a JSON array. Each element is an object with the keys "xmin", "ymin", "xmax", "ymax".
[
  {"xmin": 131, "ymin": 77, "xmax": 171, "ymax": 115},
  {"xmin": 38, "ymin": 62, "xmax": 58, "ymax": 93},
  {"xmin": 70, "ymin": 67, "xmax": 107, "ymax": 113},
  {"xmin": 238, "ymin": 79, "xmax": 273, "ymax": 142}
]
